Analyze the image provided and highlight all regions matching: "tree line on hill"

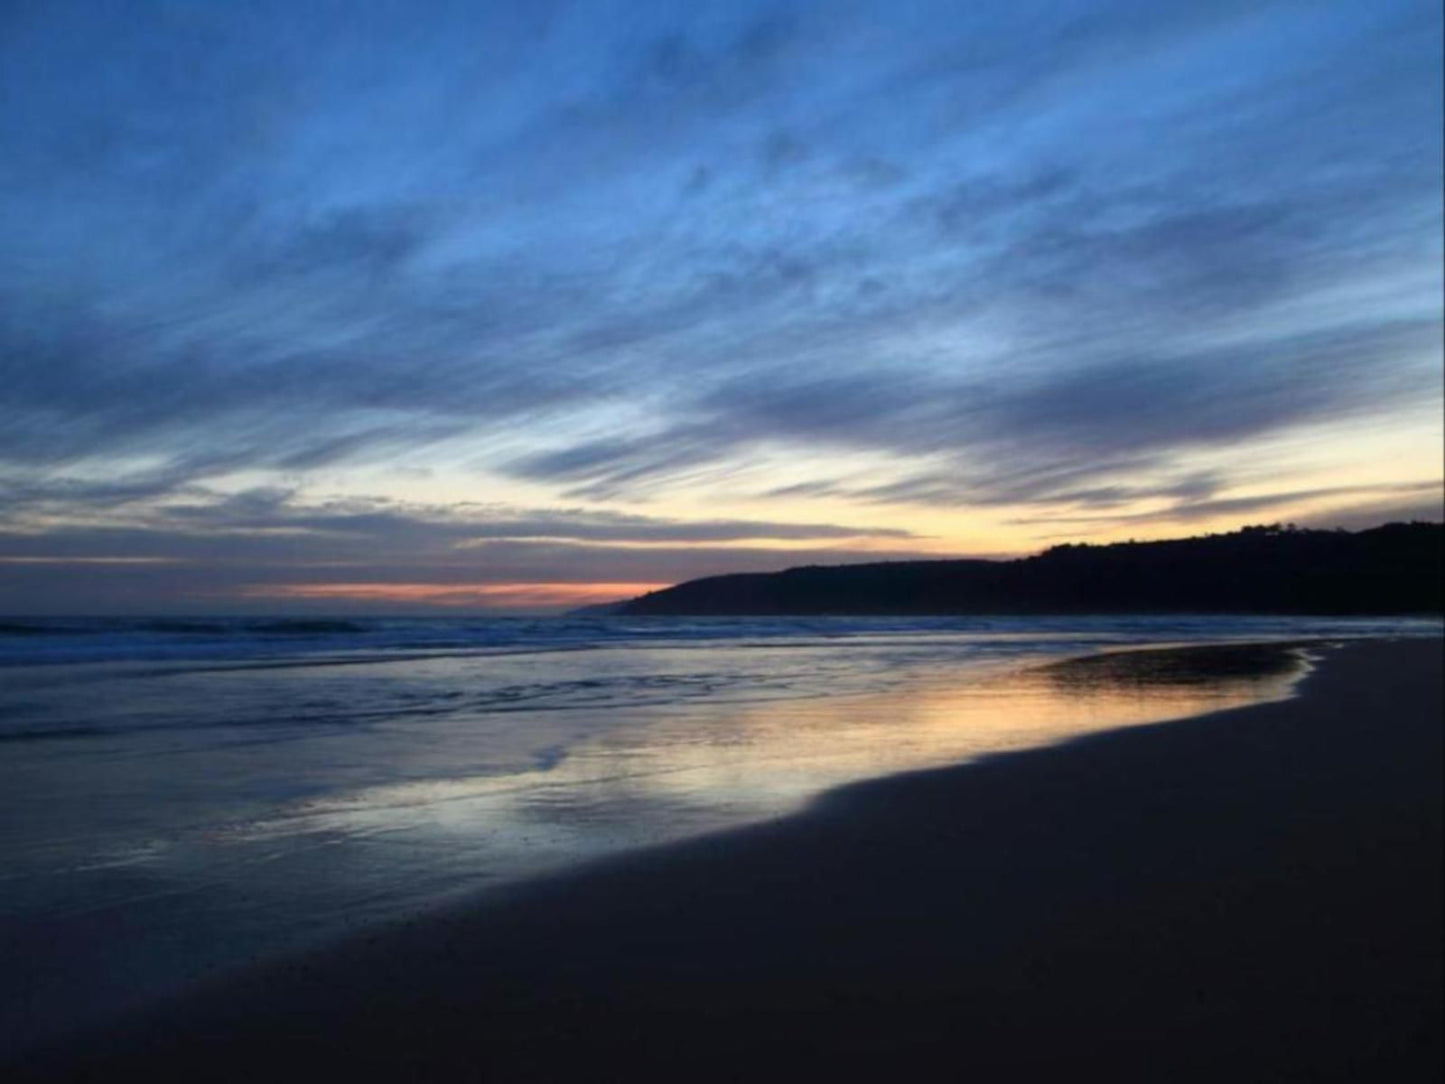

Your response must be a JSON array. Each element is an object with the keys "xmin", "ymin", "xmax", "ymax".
[{"xmin": 607, "ymin": 522, "xmax": 1443, "ymax": 616}]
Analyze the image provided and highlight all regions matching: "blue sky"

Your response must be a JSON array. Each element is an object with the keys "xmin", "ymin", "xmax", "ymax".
[{"xmin": 1, "ymin": 0, "xmax": 1441, "ymax": 612}]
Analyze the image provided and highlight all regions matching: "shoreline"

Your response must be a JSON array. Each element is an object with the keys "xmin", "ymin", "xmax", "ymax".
[
  {"xmin": 0, "ymin": 633, "xmax": 1324, "ymax": 1057},
  {"xmin": 11, "ymin": 637, "xmax": 1442, "ymax": 1080}
]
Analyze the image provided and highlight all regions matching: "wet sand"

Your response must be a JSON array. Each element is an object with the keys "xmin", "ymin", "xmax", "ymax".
[{"xmin": 12, "ymin": 639, "xmax": 1441, "ymax": 1082}]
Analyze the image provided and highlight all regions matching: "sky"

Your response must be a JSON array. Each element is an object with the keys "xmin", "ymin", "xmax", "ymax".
[{"xmin": 1, "ymin": 0, "xmax": 1441, "ymax": 614}]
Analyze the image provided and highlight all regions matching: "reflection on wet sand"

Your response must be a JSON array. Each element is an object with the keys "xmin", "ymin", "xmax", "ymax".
[
  {"xmin": 260, "ymin": 644, "xmax": 1309, "ymax": 894},
  {"xmin": 564, "ymin": 642, "xmax": 1310, "ymax": 815}
]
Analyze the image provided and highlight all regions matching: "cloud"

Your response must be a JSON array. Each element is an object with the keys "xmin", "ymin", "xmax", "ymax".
[
  {"xmin": 1005, "ymin": 481, "xmax": 1445, "ymax": 528},
  {"xmin": 0, "ymin": 478, "xmax": 939, "ymax": 609},
  {"xmin": 0, "ymin": 534, "xmax": 938, "ymax": 615},
  {"xmin": 1302, "ymin": 497, "xmax": 1445, "ymax": 533},
  {"xmin": 237, "ymin": 581, "xmax": 669, "ymax": 610},
  {"xmin": 0, "ymin": 0, "xmax": 1439, "ymax": 608},
  {"xmin": 509, "ymin": 316, "xmax": 1442, "ymax": 506},
  {"xmin": 3, "ymin": 484, "xmax": 917, "ymax": 544},
  {"xmin": 0, "ymin": 483, "xmax": 922, "ymax": 594}
]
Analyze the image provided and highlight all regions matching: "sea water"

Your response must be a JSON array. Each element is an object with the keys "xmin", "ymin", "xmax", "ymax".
[{"xmin": 1, "ymin": 613, "xmax": 1438, "ymax": 1051}]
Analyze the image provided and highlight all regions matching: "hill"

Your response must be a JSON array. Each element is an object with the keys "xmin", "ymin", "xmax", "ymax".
[{"xmin": 616, "ymin": 522, "xmax": 1443, "ymax": 616}]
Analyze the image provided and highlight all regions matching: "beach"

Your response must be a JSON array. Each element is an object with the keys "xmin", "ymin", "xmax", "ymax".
[
  {"xmin": 12, "ymin": 636, "xmax": 1440, "ymax": 1082},
  {"xmin": 7, "ymin": 614, "xmax": 1394, "ymax": 1055},
  {"xmin": 7, "ymin": 1, "xmax": 1442, "ymax": 1078}
]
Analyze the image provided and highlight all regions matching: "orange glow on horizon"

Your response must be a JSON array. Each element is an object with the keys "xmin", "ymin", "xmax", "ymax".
[{"xmin": 240, "ymin": 581, "xmax": 668, "ymax": 609}]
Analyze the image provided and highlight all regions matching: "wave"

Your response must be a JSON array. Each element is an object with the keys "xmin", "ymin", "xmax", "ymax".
[
  {"xmin": 133, "ymin": 620, "xmax": 232, "ymax": 634},
  {"xmin": 0, "ymin": 664, "xmax": 787, "ymax": 746},
  {"xmin": 240, "ymin": 619, "xmax": 368, "ymax": 635},
  {"xmin": 0, "ymin": 622, "xmax": 68, "ymax": 636},
  {"xmin": 0, "ymin": 724, "xmax": 111, "ymax": 743},
  {"xmin": 1, "ymin": 613, "xmax": 1439, "ymax": 671},
  {"xmin": 0, "ymin": 617, "xmax": 369, "ymax": 637}
]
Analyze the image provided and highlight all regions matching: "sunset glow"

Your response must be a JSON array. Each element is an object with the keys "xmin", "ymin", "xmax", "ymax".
[
  {"xmin": 1, "ymin": 1, "xmax": 1439, "ymax": 613},
  {"xmin": 242, "ymin": 582, "xmax": 670, "ymax": 609}
]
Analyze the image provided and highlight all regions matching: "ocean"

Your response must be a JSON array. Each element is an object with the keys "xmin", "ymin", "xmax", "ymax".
[{"xmin": 1, "ymin": 613, "xmax": 1438, "ymax": 1052}]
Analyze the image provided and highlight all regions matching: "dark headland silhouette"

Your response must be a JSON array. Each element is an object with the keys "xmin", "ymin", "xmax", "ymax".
[{"xmin": 606, "ymin": 522, "xmax": 1442, "ymax": 616}]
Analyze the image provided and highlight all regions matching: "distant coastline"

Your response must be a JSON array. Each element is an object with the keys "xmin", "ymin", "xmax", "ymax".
[{"xmin": 607, "ymin": 522, "xmax": 1443, "ymax": 616}]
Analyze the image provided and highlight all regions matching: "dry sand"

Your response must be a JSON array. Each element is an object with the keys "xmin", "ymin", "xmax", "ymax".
[{"xmin": 12, "ymin": 638, "xmax": 1441, "ymax": 1082}]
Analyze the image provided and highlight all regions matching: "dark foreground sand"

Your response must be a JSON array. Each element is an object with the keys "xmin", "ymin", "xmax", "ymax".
[{"xmin": 12, "ymin": 639, "xmax": 1442, "ymax": 1082}]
